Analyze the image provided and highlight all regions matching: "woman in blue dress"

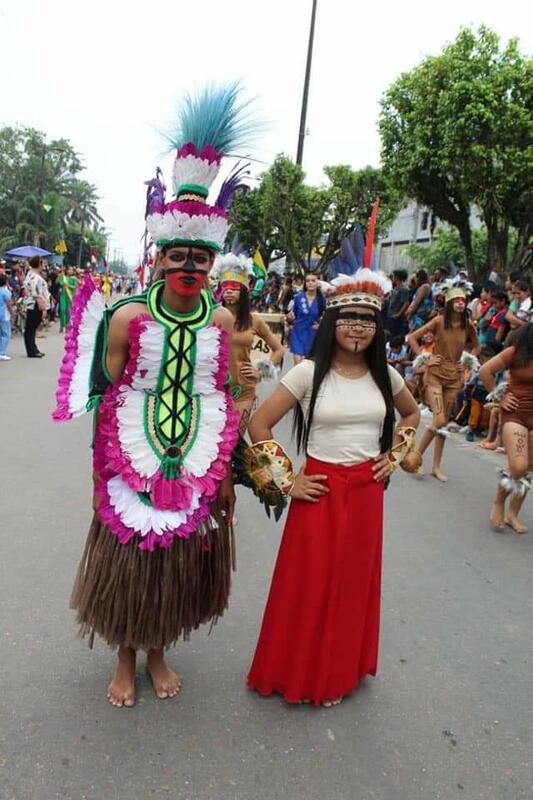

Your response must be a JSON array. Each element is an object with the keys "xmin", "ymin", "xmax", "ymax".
[{"xmin": 287, "ymin": 273, "xmax": 326, "ymax": 364}]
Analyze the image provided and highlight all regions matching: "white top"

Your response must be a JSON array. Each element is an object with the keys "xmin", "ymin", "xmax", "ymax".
[
  {"xmin": 281, "ymin": 360, "xmax": 405, "ymax": 465},
  {"xmin": 23, "ymin": 271, "xmax": 50, "ymax": 310}
]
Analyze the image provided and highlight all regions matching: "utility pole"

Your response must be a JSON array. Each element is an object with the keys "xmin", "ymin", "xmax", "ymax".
[
  {"xmin": 34, "ymin": 147, "xmax": 47, "ymax": 246},
  {"xmin": 296, "ymin": 0, "xmax": 318, "ymax": 167},
  {"xmin": 34, "ymin": 143, "xmax": 66, "ymax": 246}
]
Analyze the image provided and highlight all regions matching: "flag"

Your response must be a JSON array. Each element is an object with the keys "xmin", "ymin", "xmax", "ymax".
[
  {"xmin": 364, "ymin": 198, "xmax": 380, "ymax": 270},
  {"xmin": 136, "ymin": 263, "xmax": 148, "ymax": 290},
  {"xmin": 252, "ymin": 249, "xmax": 267, "ymax": 279},
  {"xmin": 55, "ymin": 238, "xmax": 67, "ymax": 254},
  {"xmin": 42, "ymin": 204, "xmax": 53, "ymax": 213}
]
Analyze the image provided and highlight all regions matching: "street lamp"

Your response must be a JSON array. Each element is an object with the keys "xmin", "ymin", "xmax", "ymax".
[{"xmin": 296, "ymin": 0, "xmax": 318, "ymax": 167}]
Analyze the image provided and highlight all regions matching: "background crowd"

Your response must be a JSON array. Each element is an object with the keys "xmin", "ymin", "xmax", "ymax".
[
  {"xmin": 243, "ymin": 265, "xmax": 532, "ymax": 458},
  {"xmin": 0, "ymin": 258, "xmax": 137, "ymax": 360}
]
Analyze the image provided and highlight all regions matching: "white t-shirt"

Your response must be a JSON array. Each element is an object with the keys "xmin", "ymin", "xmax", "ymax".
[
  {"xmin": 517, "ymin": 297, "xmax": 531, "ymax": 322},
  {"xmin": 281, "ymin": 359, "xmax": 404, "ymax": 465}
]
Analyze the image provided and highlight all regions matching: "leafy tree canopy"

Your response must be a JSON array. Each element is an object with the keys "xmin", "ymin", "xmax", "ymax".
[{"xmin": 379, "ymin": 26, "xmax": 533, "ymax": 275}]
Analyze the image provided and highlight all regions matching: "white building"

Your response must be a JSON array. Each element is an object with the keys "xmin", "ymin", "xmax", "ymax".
[{"xmin": 376, "ymin": 200, "xmax": 482, "ymax": 273}]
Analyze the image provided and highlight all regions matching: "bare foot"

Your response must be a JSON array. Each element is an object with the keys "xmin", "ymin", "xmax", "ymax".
[
  {"xmin": 480, "ymin": 441, "xmax": 498, "ymax": 450},
  {"xmin": 107, "ymin": 647, "xmax": 136, "ymax": 708},
  {"xmin": 146, "ymin": 650, "xmax": 182, "ymax": 699},
  {"xmin": 431, "ymin": 468, "xmax": 448, "ymax": 483},
  {"xmin": 505, "ymin": 515, "xmax": 528, "ymax": 534},
  {"xmin": 489, "ymin": 503, "xmax": 505, "ymax": 530},
  {"xmin": 322, "ymin": 697, "xmax": 343, "ymax": 708}
]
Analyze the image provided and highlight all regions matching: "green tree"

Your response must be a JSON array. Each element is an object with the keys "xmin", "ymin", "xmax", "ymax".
[
  {"xmin": 64, "ymin": 179, "xmax": 103, "ymax": 266},
  {"xmin": 231, "ymin": 155, "xmax": 400, "ymax": 273},
  {"xmin": 403, "ymin": 226, "xmax": 517, "ymax": 276},
  {"xmin": 0, "ymin": 125, "xmax": 105, "ymax": 256},
  {"xmin": 379, "ymin": 26, "xmax": 533, "ymax": 275}
]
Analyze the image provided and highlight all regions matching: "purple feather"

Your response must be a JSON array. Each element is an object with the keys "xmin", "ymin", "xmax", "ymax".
[
  {"xmin": 215, "ymin": 162, "xmax": 251, "ymax": 215},
  {"xmin": 144, "ymin": 167, "xmax": 166, "ymax": 218}
]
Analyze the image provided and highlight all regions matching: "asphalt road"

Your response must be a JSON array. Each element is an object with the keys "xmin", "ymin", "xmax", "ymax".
[{"xmin": 1, "ymin": 323, "xmax": 532, "ymax": 800}]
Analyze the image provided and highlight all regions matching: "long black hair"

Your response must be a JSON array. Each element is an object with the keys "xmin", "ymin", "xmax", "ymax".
[
  {"xmin": 444, "ymin": 298, "xmax": 467, "ymax": 329},
  {"xmin": 509, "ymin": 322, "xmax": 533, "ymax": 367},
  {"xmin": 223, "ymin": 284, "xmax": 252, "ymax": 332},
  {"xmin": 292, "ymin": 306, "xmax": 395, "ymax": 455}
]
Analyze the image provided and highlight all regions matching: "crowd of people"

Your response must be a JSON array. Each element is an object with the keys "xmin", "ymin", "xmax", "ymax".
[
  {"xmin": 39, "ymin": 82, "xmax": 533, "ymax": 715},
  {"xmin": 0, "ymin": 257, "xmax": 135, "ymax": 360},
  {"xmin": 246, "ymin": 266, "xmax": 532, "ymax": 478}
]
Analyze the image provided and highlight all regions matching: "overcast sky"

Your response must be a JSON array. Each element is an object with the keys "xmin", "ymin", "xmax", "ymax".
[{"xmin": 1, "ymin": 0, "xmax": 531, "ymax": 264}]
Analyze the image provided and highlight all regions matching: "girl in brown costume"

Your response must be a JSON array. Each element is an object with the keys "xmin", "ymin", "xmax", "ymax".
[
  {"xmin": 479, "ymin": 323, "xmax": 533, "ymax": 533},
  {"xmin": 408, "ymin": 284, "xmax": 480, "ymax": 481},
  {"xmin": 212, "ymin": 254, "xmax": 284, "ymax": 434}
]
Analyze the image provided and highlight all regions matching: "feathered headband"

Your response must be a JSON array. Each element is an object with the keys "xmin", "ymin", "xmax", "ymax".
[
  {"xmin": 435, "ymin": 276, "xmax": 473, "ymax": 302},
  {"xmin": 211, "ymin": 253, "xmax": 253, "ymax": 286},
  {"xmin": 145, "ymin": 82, "xmax": 258, "ymax": 253},
  {"xmin": 325, "ymin": 269, "xmax": 392, "ymax": 311}
]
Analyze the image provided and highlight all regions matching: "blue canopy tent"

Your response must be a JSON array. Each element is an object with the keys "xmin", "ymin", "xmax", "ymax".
[{"xmin": 4, "ymin": 245, "xmax": 53, "ymax": 259}]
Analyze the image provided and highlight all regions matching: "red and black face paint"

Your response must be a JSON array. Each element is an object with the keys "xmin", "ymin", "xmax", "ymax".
[
  {"xmin": 221, "ymin": 280, "xmax": 242, "ymax": 297},
  {"xmin": 164, "ymin": 248, "xmax": 211, "ymax": 296}
]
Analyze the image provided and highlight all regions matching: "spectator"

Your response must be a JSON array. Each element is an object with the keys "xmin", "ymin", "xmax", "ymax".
[
  {"xmin": 485, "ymin": 291, "xmax": 509, "ymax": 348},
  {"xmin": 387, "ymin": 269, "xmax": 410, "ymax": 337},
  {"xmin": 460, "ymin": 343, "xmax": 500, "ymax": 442},
  {"xmin": 472, "ymin": 282, "xmax": 497, "ymax": 344},
  {"xmin": 406, "ymin": 270, "xmax": 432, "ymax": 330},
  {"xmin": 0, "ymin": 274, "xmax": 13, "ymax": 361},
  {"xmin": 430, "ymin": 267, "xmax": 448, "ymax": 299},
  {"xmin": 506, "ymin": 280, "xmax": 531, "ymax": 331},
  {"xmin": 277, "ymin": 277, "xmax": 295, "ymax": 313},
  {"xmin": 22, "ymin": 256, "xmax": 48, "ymax": 358},
  {"xmin": 386, "ymin": 335, "xmax": 410, "ymax": 377}
]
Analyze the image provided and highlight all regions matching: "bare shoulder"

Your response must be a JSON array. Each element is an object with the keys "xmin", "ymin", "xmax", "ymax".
[
  {"xmin": 111, "ymin": 301, "xmax": 149, "ymax": 325},
  {"xmin": 108, "ymin": 302, "xmax": 148, "ymax": 343},
  {"xmin": 213, "ymin": 305, "xmax": 233, "ymax": 333}
]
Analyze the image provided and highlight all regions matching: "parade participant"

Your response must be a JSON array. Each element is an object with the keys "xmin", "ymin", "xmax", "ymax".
[
  {"xmin": 101, "ymin": 273, "xmax": 113, "ymax": 301},
  {"xmin": 407, "ymin": 280, "xmax": 480, "ymax": 481},
  {"xmin": 287, "ymin": 272, "xmax": 325, "ymax": 364},
  {"xmin": 23, "ymin": 257, "xmax": 48, "ymax": 358},
  {"xmin": 212, "ymin": 253, "xmax": 284, "ymax": 433},
  {"xmin": 479, "ymin": 323, "xmax": 533, "ymax": 534},
  {"xmin": 58, "ymin": 266, "xmax": 79, "ymax": 332},
  {"xmin": 52, "ymin": 83, "xmax": 258, "ymax": 708},
  {"xmin": 245, "ymin": 270, "xmax": 420, "ymax": 707}
]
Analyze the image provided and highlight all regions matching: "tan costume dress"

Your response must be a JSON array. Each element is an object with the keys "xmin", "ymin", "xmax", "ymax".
[{"xmin": 228, "ymin": 313, "xmax": 274, "ymax": 404}]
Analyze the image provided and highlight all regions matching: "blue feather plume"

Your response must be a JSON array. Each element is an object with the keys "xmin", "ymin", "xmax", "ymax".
[{"xmin": 164, "ymin": 82, "xmax": 261, "ymax": 155}]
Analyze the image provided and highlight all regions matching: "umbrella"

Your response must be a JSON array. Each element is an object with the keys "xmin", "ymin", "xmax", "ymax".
[{"xmin": 4, "ymin": 245, "xmax": 53, "ymax": 258}]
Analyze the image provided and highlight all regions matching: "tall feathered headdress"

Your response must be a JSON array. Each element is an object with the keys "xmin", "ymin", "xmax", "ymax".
[
  {"xmin": 325, "ymin": 269, "xmax": 392, "ymax": 311},
  {"xmin": 145, "ymin": 82, "xmax": 260, "ymax": 253}
]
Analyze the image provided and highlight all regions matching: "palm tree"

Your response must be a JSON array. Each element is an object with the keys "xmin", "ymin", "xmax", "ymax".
[{"xmin": 65, "ymin": 180, "xmax": 103, "ymax": 266}]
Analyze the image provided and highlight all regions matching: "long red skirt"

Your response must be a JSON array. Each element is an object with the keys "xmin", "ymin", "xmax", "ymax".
[{"xmin": 247, "ymin": 457, "xmax": 384, "ymax": 705}]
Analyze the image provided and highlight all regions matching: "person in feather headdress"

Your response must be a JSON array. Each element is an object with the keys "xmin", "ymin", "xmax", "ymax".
[
  {"xmin": 407, "ymin": 278, "xmax": 480, "ymax": 481},
  {"xmin": 245, "ymin": 270, "xmax": 420, "ymax": 707},
  {"xmin": 210, "ymin": 253, "xmax": 284, "ymax": 435},
  {"xmin": 53, "ymin": 83, "xmax": 260, "ymax": 708}
]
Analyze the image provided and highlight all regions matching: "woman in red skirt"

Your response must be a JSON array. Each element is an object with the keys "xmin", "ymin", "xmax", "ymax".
[{"xmin": 245, "ymin": 270, "xmax": 420, "ymax": 707}]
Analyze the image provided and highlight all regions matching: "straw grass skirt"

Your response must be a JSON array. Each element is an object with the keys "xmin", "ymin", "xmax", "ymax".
[{"xmin": 71, "ymin": 505, "xmax": 234, "ymax": 651}]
